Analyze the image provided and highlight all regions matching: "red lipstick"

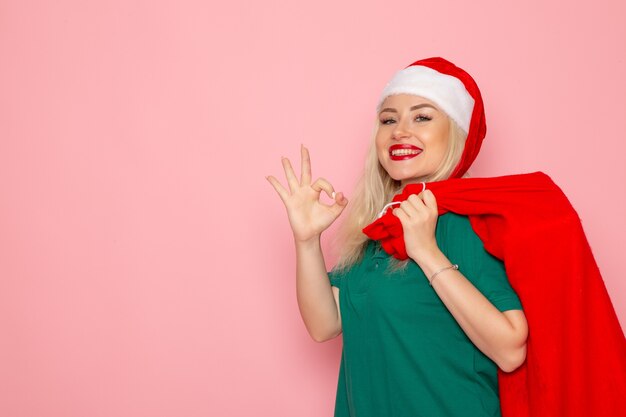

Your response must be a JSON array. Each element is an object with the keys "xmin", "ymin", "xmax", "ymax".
[{"xmin": 389, "ymin": 144, "xmax": 423, "ymax": 161}]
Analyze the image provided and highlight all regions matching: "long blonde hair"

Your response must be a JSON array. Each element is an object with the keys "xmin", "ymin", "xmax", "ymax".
[{"xmin": 330, "ymin": 115, "xmax": 469, "ymax": 273}]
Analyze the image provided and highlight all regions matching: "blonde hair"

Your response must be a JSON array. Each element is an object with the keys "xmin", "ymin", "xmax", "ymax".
[{"xmin": 330, "ymin": 115, "xmax": 469, "ymax": 274}]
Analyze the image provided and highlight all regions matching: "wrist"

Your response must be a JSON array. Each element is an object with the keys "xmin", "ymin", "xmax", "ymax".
[
  {"xmin": 411, "ymin": 246, "xmax": 451, "ymax": 278},
  {"xmin": 294, "ymin": 234, "xmax": 321, "ymax": 250},
  {"xmin": 428, "ymin": 264, "xmax": 459, "ymax": 286},
  {"xmin": 409, "ymin": 243, "xmax": 442, "ymax": 266}
]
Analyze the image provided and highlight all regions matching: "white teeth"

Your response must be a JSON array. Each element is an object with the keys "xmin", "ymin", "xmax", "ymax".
[{"xmin": 391, "ymin": 149, "xmax": 421, "ymax": 156}]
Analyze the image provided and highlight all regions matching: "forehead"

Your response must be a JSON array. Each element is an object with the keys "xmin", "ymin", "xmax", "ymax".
[{"xmin": 380, "ymin": 94, "xmax": 440, "ymax": 110}]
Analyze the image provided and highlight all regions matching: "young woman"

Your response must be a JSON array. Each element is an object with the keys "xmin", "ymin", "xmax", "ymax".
[
  {"xmin": 267, "ymin": 57, "xmax": 527, "ymax": 416},
  {"xmin": 266, "ymin": 57, "xmax": 625, "ymax": 417}
]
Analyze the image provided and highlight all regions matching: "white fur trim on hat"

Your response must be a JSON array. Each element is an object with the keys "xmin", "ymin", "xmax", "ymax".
[{"xmin": 377, "ymin": 65, "xmax": 475, "ymax": 132}]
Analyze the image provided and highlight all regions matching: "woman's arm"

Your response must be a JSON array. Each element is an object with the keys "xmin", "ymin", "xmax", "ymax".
[
  {"xmin": 266, "ymin": 145, "xmax": 347, "ymax": 343},
  {"xmin": 416, "ymin": 248, "xmax": 528, "ymax": 372},
  {"xmin": 393, "ymin": 190, "xmax": 528, "ymax": 372},
  {"xmin": 295, "ymin": 236, "xmax": 342, "ymax": 342}
]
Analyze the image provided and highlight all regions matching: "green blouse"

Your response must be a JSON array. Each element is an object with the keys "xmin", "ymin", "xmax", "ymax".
[{"xmin": 328, "ymin": 212, "xmax": 523, "ymax": 417}]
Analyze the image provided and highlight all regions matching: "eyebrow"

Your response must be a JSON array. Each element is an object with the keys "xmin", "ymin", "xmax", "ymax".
[{"xmin": 379, "ymin": 104, "xmax": 438, "ymax": 114}]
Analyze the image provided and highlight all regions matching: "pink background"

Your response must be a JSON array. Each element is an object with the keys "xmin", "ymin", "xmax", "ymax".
[{"xmin": 1, "ymin": 1, "xmax": 625, "ymax": 416}]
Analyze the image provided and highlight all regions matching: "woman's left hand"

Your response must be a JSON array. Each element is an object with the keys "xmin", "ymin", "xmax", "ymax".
[{"xmin": 392, "ymin": 190, "xmax": 440, "ymax": 263}]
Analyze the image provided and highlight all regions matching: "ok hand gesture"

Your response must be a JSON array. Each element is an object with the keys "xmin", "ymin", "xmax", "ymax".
[{"xmin": 266, "ymin": 145, "xmax": 348, "ymax": 243}]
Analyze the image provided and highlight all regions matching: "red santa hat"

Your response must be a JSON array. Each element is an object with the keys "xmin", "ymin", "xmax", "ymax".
[{"xmin": 377, "ymin": 57, "xmax": 487, "ymax": 179}]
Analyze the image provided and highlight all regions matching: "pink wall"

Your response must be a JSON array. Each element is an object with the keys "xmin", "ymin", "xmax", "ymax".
[{"xmin": 1, "ymin": 1, "xmax": 624, "ymax": 416}]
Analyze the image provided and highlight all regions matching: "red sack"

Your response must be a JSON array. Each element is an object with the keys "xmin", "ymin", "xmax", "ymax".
[{"xmin": 363, "ymin": 171, "xmax": 626, "ymax": 417}]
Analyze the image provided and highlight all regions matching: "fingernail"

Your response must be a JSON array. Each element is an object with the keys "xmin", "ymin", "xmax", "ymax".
[{"xmin": 332, "ymin": 191, "xmax": 336, "ymax": 199}]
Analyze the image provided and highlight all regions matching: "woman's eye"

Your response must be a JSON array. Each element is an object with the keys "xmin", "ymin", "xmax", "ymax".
[{"xmin": 380, "ymin": 115, "xmax": 431, "ymax": 125}]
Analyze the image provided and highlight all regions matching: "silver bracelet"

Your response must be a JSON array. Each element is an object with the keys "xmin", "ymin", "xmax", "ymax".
[{"xmin": 429, "ymin": 264, "xmax": 459, "ymax": 286}]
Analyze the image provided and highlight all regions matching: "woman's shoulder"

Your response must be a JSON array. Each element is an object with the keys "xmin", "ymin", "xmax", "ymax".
[
  {"xmin": 328, "ymin": 241, "xmax": 374, "ymax": 278},
  {"xmin": 437, "ymin": 212, "xmax": 485, "ymax": 256},
  {"xmin": 438, "ymin": 212, "xmax": 475, "ymax": 234}
]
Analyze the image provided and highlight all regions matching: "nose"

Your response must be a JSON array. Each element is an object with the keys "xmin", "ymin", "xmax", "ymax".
[{"xmin": 392, "ymin": 120, "xmax": 410, "ymax": 140}]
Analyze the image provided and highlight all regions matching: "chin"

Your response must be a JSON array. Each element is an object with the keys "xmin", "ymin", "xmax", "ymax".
[
  {"xmin": 381, "ymin": 162, "xmax": 431, "ymax": 183},
  {"xmin": 394, "ymin": 173, "xmax": 436, "ymax": 187},
  {"xmin": 388, "ymin": 171, "xmax": 424, "ymax": 182}
]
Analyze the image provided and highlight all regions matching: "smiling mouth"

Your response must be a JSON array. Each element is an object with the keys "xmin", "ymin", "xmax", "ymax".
[
  {"xmin": 390, "ymin": 149, "xmax": 421, "ymax": 156},
  {"xmin": 389, "ymin": 145, "xmax": 423, "ymax": 160}
]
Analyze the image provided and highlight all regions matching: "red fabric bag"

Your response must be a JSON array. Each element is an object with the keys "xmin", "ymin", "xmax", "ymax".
[{"xmin": 362, "ymin": 171, "xmax": 626, "ymax": 416}]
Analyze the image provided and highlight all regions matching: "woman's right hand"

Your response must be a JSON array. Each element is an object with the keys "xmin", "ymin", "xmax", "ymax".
[{"xmin": 266, "ymin": 145, "xmax": 348, "ymax": 243}]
